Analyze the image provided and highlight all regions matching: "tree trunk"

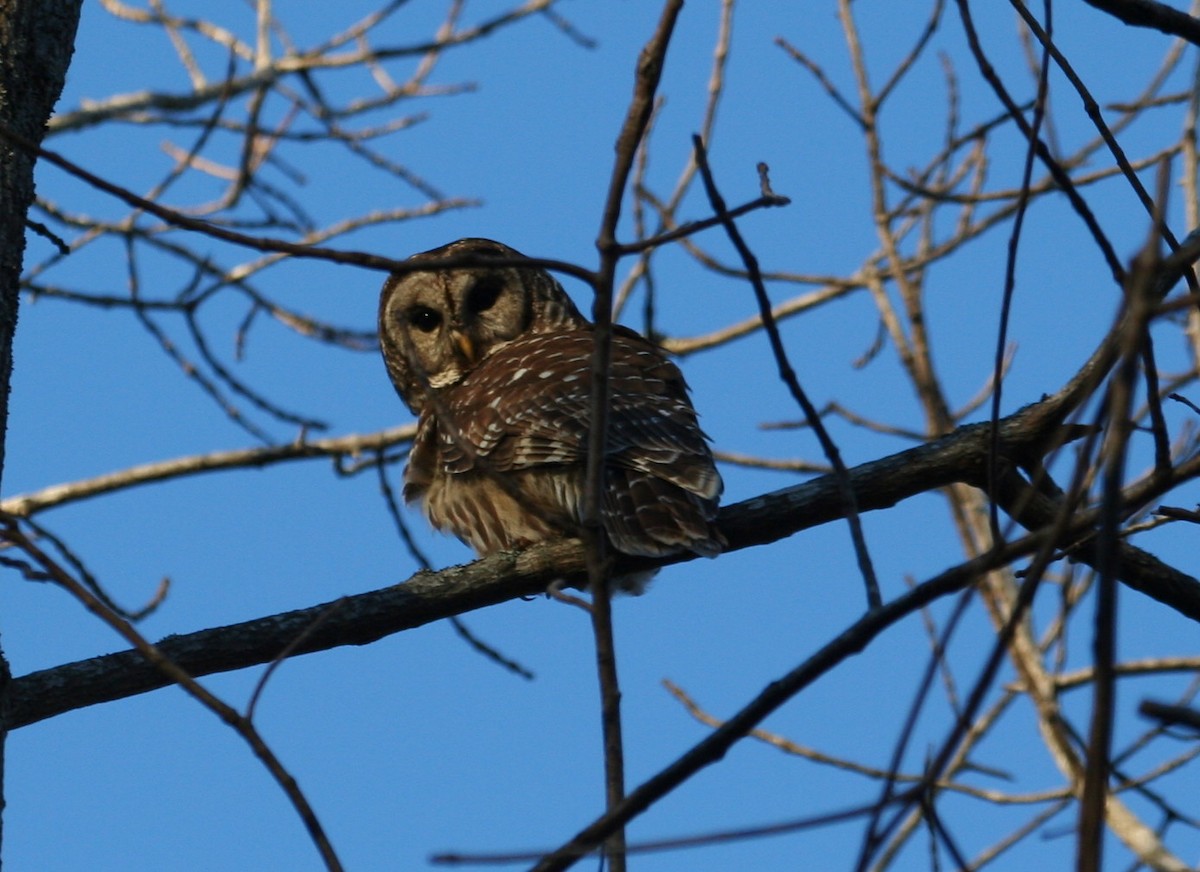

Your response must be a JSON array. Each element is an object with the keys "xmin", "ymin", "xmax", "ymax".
[{"xmin": 0, "ymin": 1, "xmax": 84, "ymax": 862}]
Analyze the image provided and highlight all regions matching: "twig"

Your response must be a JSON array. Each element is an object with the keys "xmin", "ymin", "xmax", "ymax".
[
  {"xmin": 1139, "ymin": 700, "xmax": 1200, "ymax": 731},
  {"xmin": 857, "ymin": 588, "xmax": 974, "ymax": 865},
  {"xmin": 988, "ymin": 0, "xmax": 1051, "ymax": 542},
  {"xmin": 953, "ymin": 0, "xmax": 1126, "ymax": 286},
  {"xmin": 13, "ymin": 514, "xmax": 168, "ymax": 621},
  {"xmin": 1, "ymin": 425, "xmax": 418, "ymax": 517},
  {"xmin": 1080, "ymin": 0, "xmax": 1200, "ymax": 45},
  {"xmin": 1012, "ymin": 1, "xmax": 1192, "ymax": 275},
  {"xmin": 585, "ymin": 4, "xmax": 685, "ymax": 866},
  {"xmin": 663, "ymin": 680, "xmax": 1063, "ymax": 803},
  {"xmin": 613, "ymin": 193, "xmax": 788, "ymax": 256},
  {"xmin": 126, "ymin": 237, "xmax": 275, "ymax": 443},
  {"xmin": 0, "ymin": 522, "xmax": 344, "ymax": 871},
  {"xmin": 0, "ymin": 120, "xmax": 599, "ymax": 284},
  {"xmin": 434, "ymin": 789, "xmax": 924, "ymax": 865},
  {"xmin": 690, "ymin": 135, "xmax": 880, "ymax": 609},
  {"xmin": 1079, "ymin": 173, "xmax": 1165, "ymax": 870},
  {"xmin": 246, "ymin": 597, "xmax": 348, "ymax": 720},
  {"xmin": 374, "ymin": 451, "xmax": 535, "ymax": 680},
  {"xmin": 24, "ymin": 219, "xmax": 69, "ymax": 254}
]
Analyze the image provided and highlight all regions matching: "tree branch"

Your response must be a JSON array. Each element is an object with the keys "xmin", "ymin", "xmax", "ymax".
[
  {"xmin": 11, "ymin": 405, "xmax": 1200, "ymax": 731},
  {"xmin": 1081, "ymin": 0, "xmax": 1200, "ymax": 46},
  {"xmin": 0, "ymin": 425, "xmax": 418, "ymax": 517}
]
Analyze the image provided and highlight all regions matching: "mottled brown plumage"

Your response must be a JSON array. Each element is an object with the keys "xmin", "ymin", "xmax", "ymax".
[{"xmin": 378, "ymin": 238, "xmax": 723, "ymax": 570}]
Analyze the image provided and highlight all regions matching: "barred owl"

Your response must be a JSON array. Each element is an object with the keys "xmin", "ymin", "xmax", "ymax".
[{"xmin": 378, "ymin": 238, "xmax": 723, "ymax": 576}]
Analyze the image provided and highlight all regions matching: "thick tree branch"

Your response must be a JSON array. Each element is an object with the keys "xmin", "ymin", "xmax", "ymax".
[{"xmin": 10, "ymin": 404, "xmax": 1200, "ymax": 731}]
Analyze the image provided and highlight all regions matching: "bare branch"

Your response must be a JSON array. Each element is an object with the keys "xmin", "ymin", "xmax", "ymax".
[{"xmin": 1081, "ymin": 0, "xmax": 1200, "ymax": 45}]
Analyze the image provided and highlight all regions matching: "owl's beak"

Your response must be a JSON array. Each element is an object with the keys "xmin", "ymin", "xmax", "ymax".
[{"xmin": 449, "ymin": 329, "xmax": 476, "ymax": 364}]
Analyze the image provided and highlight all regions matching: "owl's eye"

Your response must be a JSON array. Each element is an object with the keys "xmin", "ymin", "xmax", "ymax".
[
  {"xmin": 466, "ymin": 277, "xmax": 504, "ymax": 314},
  {"xmin": 408, "ymin": 305, "xmax": 442, "ymax": 333}
]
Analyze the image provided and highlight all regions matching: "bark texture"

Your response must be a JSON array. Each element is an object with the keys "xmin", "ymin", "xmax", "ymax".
[
  {"xmin": 0, "ymin": 0, "xmax": 84, "ymax": 859},
  {"xmin": 0, "ymin": 1, "xmax": 81, "ymax": 482}
]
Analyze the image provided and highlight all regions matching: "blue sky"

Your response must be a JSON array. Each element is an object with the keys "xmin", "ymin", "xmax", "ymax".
[{"xmin": 3, "ymin": 2, "xmax": 1199, "ymax": 870}]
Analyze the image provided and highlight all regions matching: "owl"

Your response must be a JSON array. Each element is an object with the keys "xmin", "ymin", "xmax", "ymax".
[{"xmin": 378, "ymin": 238, "xmax": 723, "ymax": 579}]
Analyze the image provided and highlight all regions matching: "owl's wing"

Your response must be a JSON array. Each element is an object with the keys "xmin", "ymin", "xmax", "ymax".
[{"xmin": 438, "ymin": 327, "xmax": 721, "ymax": 502}]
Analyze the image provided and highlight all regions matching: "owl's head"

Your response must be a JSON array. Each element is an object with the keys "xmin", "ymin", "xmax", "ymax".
[{"xmin": 379, "ymin": 238, "xmax": 585, "ymax": 412}]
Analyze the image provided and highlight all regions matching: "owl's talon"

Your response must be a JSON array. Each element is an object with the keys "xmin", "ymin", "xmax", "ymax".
[{"xmin": 545, "ymin": 579, "xmax": 592, "ymax": 613}]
